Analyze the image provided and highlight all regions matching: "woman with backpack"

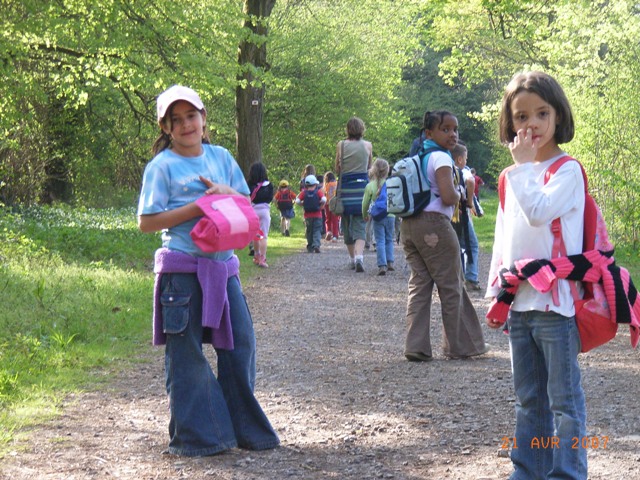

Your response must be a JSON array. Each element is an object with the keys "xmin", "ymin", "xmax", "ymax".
[
  {"xmin": 335, "ymin": 117, "xmax": 372, "ymax": 272},
  {"xmin": 362, "ymin": 158, "xmax": 395, "ymax": 275}
]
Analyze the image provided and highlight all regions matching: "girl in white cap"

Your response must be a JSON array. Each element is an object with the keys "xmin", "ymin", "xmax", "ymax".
[{"xmin": 137, "ymin": 85, "xmax": 279, "ymax": 456}]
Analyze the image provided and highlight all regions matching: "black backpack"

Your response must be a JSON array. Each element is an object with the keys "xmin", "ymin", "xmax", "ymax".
[{"xmin": 302, "ymin": 187, "xmax": 320, "ymax": 212}]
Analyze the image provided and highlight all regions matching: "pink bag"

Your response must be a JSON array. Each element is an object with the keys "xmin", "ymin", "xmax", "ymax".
[{"xmin": 191, "ymin": 194, "xmax": 261, "ymax": 253}]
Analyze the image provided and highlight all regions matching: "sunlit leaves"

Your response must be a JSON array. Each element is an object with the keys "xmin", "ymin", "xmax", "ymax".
[{"xmin": 424, "ymin": 0, "xmax": 640, "ymax": 246}]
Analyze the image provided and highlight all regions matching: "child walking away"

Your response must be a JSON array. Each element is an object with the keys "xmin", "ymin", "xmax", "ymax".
[
  {"xmin": 401, "ymin": 110, "xmax": 488, "ymax": 362},
  {"xmin": 299, "ymin": 164, "xmax": 316, "ymax": 191},
  {"xmin": 486, "ymin": 71, "xmax": 588, "ymax": 478},
  {"xmin": 274, "ymin": 180, "xmax": 296, "ymax": 236},
  {"xmin": 296, "ymin": 174, "xmax": 326, "ymax": 253},
  {"xmin": 362, "ymin": 158, "xmax": 395, "ymax": 275},
  {"xmin": 323, "ymin": 171, "xmax": 340, "ymax": 241},
  {"xmin": 247, "ymin": 162, "xmax": 274, "ymax": 268},
  {"xmin": 137, "ymin": 85, "xmax": 279, "ymax": 456}
]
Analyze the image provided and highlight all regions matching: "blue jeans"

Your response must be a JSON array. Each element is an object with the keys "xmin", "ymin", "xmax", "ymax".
[
  {"xmin": 461, "ymin": 213, "xmax": 479, "ymax": 283},
  {"xmin": 507, "ymin": 310, "xmax": 587, "ymax": 479},
  {"xmin": 305, "ymin": 217, "xmax": 322, "ymax": 250},
  {"xmin": 373, "ymin": 216, "xmax": 395, "ymax": 267},
  {"xmin": 161, "ymin": 273, "xmax": 279, "ymax": 456}
]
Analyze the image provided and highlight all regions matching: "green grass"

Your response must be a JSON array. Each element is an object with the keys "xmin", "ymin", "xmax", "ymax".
[
  {"xmin": 473, "ymin": 191, "xmax": 498, "ymax": 253},
  {"xmin": 0, "ymin": 202, "xmax": 306, "ymax": 455}
]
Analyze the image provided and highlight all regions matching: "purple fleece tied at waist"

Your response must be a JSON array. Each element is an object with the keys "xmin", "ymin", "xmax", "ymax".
[{"xmin": 152, "ymin": 248, "xmax": 240, "ymax": 350}]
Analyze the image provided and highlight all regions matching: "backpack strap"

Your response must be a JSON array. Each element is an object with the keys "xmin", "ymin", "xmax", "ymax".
[
  {"xmin": 545, "ymin": 155, "xmax": 585, "ymax": 305},
  {"xmin": 497, "ymin": 165, "xmax": 516, "ymax": 211},
  {"xmin": 250, "ymin": 181, "xmax": 267, "ymax": 202},
  {"xmin": 417, "ymin": 145, "xmax": 449, "ymax": 191}
]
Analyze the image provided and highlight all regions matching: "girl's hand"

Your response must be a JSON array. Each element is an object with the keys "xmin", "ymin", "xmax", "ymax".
[
  {"xmin": 509, "ymin": 127, "xmax": 537, "ymax": 165},
  {"xmin": 199, "ymin": 176, "xmax": 240, "ymax": 196}
]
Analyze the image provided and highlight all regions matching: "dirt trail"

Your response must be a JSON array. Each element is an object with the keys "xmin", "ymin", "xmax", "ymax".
[{"xmin": 2, "ymin": 239, "xmax": 639, "ymax": 479}]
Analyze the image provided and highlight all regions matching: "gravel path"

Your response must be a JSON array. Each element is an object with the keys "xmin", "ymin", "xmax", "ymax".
[{"xmin": 2, "ymin": 237, "xmax": 639, "ymax": 479}]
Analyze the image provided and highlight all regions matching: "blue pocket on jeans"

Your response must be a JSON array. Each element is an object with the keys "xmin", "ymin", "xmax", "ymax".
[{"xmin": 161, "ymin": 293, "xmax": 191, "ymax": 334}]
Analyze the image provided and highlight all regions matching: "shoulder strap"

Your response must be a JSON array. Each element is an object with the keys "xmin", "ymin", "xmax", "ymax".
[
  {"xmin": 544, "ymin": 155, "xmax": 587, "ymax": 187},
  {"xmin": 498, "ymin": 165, "xmax": 516, "ymax": 211},
  {"xmin": 545, "ymin": 155, "xmax": 585, "ymax": 304},
  {"xmin": 545, "ymin": 156, "xmax": 582, "ymax": 257},
  {"xmin": 418, "ymin": 145, "xmax": 446, "ymax": 159},
  {"xmin": 250, "ymin": 181, "xmax": 266, "ymax": 202},
  {"xmin": 417, "ymin": 145, "xmax": 448, "ymax": 177}
]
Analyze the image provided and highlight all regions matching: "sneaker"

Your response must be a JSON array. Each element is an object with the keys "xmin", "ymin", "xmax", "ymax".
[
  {"xmin": 284, "ymin": 229, "xmax": 290, "ymax": 237},
  {"xmin": 325, "ymin": 232, "xmax": 333, "ymax": 241},
  {"xmin": 465, "ymin": 280, "xmax": 482, "ymax": 291},
  {"xmin": 405, "ymin": 352, "xmax": 433, "ymax": 362},
  {"xmin": 257, "ymin": 259, "xmax": 269, "ymax": 268},
  {"xmin": 377, "ymin": 266, "xmax": 386, "ymax": 276},
  {"xmin": 386, "ymin": 262, "xmax": 395, "ymax": 271},
  {"xmin": 313, "ymin": 247, "xmax": 321, "ymax": 253},
  {"xmin": 348, "ymin": 259, "xmax": 356, "ymax": 270},
  {"xmin": 355, "ymin": 259, "xmax": 364, "ymax": 273},
  {"xmin": 248, "ymin": 247, "xmax": 255, "ymax": 256}
]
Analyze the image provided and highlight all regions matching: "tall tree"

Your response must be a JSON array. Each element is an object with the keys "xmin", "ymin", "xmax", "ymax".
[{"xmin": 236, "ymin": 0, "xmax": 276, "ymax": 176}]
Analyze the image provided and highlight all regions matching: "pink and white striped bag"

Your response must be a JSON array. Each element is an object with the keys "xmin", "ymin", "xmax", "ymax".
[{"xmin": 191, "ymin": 194, "xmax": 262, "ymax": 253}]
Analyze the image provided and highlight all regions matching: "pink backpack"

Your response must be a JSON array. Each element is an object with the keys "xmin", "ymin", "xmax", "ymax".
[
  {"xmin": 191, "ymin": 194, "xmax": 261, "ymax": 253},
  {"xmin": 498, "ymin": 156, "xmax": 618, "ymax": 352}
]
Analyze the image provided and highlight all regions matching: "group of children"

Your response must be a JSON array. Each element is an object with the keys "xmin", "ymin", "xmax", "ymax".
[
  {"xmin": 139, "ymin": 70, "xmax": 596, "ymax": 478},
  {"xmin": 275, "ymin": 159, "xmax": 396, "ymax": 276},
  {"xmin": 272, "ymin": 166, "xmax": 339, "ymax": 254}
]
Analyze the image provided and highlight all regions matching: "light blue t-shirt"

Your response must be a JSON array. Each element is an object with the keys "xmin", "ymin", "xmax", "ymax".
[{"xmin": 137, "ymin": 144, "xmax": 250, "ymax": 259}]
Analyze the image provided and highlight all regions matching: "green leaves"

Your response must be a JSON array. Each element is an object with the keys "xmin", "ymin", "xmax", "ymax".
[{"xmin": 424, "ymin": 0, "xmax": 640, "ymax": 246}]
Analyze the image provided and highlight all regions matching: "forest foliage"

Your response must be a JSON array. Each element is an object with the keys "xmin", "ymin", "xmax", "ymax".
[{"xmin": 1, "ymin": 0, "xmax": 639, "ymax": 247}]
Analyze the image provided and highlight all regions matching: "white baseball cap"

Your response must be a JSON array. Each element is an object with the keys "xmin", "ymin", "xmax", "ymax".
[
  {"xmin": 304, "ymin": 175, "xmax": 319, "ymax": 185},
  {"xmin": 156, "ymin": 85, "xmax": 205, "ymax": 122}
]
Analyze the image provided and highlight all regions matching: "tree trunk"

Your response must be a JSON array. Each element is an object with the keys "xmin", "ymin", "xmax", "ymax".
[{"xmin": 236, "ymin": 0, "xmax": 276, "ymax": 176}]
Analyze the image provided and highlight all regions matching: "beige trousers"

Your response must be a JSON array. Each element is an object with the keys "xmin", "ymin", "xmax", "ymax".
[{"xmin": 401, "ymin": 211, "xmax": 485, "ymax": 358}]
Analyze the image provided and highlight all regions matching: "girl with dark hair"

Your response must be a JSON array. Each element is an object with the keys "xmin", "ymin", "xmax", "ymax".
[
  {"xmin": 401, "ymin": 110, "xmax": 488, "ymax": 362},
  {"xmin": 487, "ymin": 71, "xmax": 586, "ymax": 479},
  {"xmin": 247, "ymin": 162, "xmax": 274, "ymax": 268}
]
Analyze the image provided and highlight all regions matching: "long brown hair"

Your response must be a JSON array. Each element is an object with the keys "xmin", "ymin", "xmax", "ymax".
[{"xmin": 368, "ymin": 158, "xmax": 389, "ymax": 197}]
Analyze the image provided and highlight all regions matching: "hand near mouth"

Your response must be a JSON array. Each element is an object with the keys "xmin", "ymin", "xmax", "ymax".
[{"xmin": 508, "ymin": 127, "xmax": 538, "ymax": 165}]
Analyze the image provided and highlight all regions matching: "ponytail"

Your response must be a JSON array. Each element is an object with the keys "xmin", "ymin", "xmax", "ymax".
[{"xmin": 152, "ymin": 131, "xmax": 172, "ymax": 156}]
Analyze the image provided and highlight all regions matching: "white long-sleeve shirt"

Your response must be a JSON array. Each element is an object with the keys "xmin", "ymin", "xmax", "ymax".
[{"xmin": 486, "ymin": 154, "xmax": 585, "ymax": 317}]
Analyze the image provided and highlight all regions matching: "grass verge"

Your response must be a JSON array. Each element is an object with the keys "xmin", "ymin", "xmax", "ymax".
[{"xmin": 0, "ymin": 202, "xmax": 306, "ymax": 455}]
